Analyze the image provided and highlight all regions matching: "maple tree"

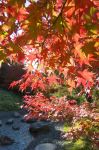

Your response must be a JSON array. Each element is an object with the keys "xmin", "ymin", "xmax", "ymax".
[
  {"xmin": 0, "ymin": 0, "xmax": 99, "ymax": 117},
  {"xmin": 0, "ymin": 0, "xmax": 98, "ymax": 90}
]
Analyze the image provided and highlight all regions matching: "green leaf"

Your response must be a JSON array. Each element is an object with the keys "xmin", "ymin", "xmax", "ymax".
[
  {"xmin": 84, "ymin": 14, "xmax": 91, "ymax": 21},
  {"xmin": 72, "ymin": 139, "xmax": 86, "ymax": 150},
  {"xmin": 90, "ymin": 7, "xmax": 97, "ymax": 16},
  {"xmin": 85, "ymin": 23, "xmax": 98, "ymax": 34}
]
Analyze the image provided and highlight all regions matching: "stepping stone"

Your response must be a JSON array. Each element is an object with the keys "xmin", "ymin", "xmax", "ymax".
[
  {"xmin": 35, "ymin": 143, "xmax": 57, "ymax": 150},
  {"xmin": 13, "ymin": 112, "xmax": 20, "ymax": 118},
  {"xmin": 6, "ymin": 119, "xmax": 14, "ymax": 125},
  {"xmin": 12, "ymin": 125, "xmax": 20, "ymax": 130},
  {"xmin": 29, "ymin": 121, "xmax": 51, "ymax": 135},
  {"xmin": 0, "ymin": 120, "xmax": 2, "ymax": 126},
  {"xmin": 0, "ymin": 135, "xmax": 14, "ymax": 146}
]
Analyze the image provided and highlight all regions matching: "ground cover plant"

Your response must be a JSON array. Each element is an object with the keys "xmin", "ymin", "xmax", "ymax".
[
  {"xmin": 0, "ymin": 89, "xmax": 22, "ymax": 111},
  {"xmin": 0, "ymin": 0, "xmax": 99, "ymax": 149}
]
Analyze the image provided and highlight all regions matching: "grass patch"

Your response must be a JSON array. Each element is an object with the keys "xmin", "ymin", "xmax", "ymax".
[
  {"xmin": 49, "ymin": 85, "xmax": 86, "ymax": 104},
  {"xmin": 0, "ymin": 89, "xmax": 23, "ymax": 111},
  {"xmin": 63, "ymin": 138, "xmax": 93, "ymax": 150}
]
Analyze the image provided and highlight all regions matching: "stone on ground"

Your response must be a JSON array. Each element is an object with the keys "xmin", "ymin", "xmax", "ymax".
[
  {"xmin": 29, "ymin": 121, "xmax": 51, "ymax": 135},
  {"xmin": 0, "ymin": 135, "xmax": 14, "ymax": 146},
  {"xmin": 35, "ymin": 143, "xmax": 57, "ymax": 150},
  {"xmin": 13, "ymin": 112, "xmax": 20, "ymax": 118},
  {"xmin": 6, "ymin": 118, "xmax": 14, "ymax": 125},
  {"xmin": 12, "ymin": 124, "xmax": 20, "ymax": 130}
]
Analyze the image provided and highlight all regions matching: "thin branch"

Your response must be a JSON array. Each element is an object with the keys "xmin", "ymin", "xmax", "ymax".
[{"xmin": 41, "ymin": 0, "xmax": 67, "ymax": 47}]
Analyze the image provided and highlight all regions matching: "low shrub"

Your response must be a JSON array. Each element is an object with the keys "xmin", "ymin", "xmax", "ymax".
[{"xmin": 63, "ymin": 102, "xmax": 99, "ymax": 150}]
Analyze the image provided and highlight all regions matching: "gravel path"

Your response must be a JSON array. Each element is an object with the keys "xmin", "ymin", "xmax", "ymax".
[
  {"xmin": 0, "ymin": 111, "xmax": 66, "ymax": 150},
  {"xmin": 0, "ymin": 111, "xmax": 33, "ymax": 150}
]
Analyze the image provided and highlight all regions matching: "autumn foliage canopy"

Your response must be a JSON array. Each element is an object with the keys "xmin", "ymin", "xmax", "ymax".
[{"xmin": 0, "ymin": 0, "xmax": 99, "ymax": 119}]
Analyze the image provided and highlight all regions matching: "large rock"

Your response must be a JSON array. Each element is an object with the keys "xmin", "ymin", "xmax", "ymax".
[
  {"xmin": 29, "ymin": 121, "xmax": 51, "ymax": 135},
  {"xmin": 0, "ymin": 135, "xmax": 14, "ymax": 146},
  {"xmin": 35, "ymin": 143, "xmax": 57, "ymax": 150}
]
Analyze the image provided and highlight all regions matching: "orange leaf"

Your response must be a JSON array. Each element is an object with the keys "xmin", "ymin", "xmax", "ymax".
[{"xmin": 78, "ymin": 69, "xmax": 95, "ymax": 82}]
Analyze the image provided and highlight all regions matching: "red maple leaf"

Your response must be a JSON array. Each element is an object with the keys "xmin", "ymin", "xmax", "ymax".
[
  {"xmin": 78, "ymin": 69, "xmax": 95, "ymax": 82},
  {"xmin": 47, "ymin": 75, "xmax": 58, "ymax": 86},
  {"xmin": 17, "ymin": 8, "xmax": 29, "ymax": 22}
]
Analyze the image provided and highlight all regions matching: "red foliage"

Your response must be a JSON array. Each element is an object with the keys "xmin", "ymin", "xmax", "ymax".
[
  {"xmin": 0, "ymin": 0, "xmax": 99, "ymax": 126},
  {"xmin": 23, "ymin": 93, "xmax": 77, "ymax": 121}
]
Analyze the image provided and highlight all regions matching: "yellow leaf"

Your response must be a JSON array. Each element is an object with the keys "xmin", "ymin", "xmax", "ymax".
[
  {"xmin": 0, "ymin": 60, "xmax": 3, "ymax": 67},
  {"xmin": 67, "ymin": 79, "xmax": 75, "ymax": 88},
  {"xmin": 94, "ymin": 42, "xmax": 99, "ymax": 47},
  {"xmin": 95, "ymin": 52, "xmax": 99, "ymax": 55},
  {"xmin": 2, "ymin": 24, "xmax": 10, "ymax": 31}
]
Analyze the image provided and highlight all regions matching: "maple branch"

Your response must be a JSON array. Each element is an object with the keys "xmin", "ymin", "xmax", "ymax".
[
  {"xmin": 52, "ymin": 0, "xmax": 67, "ymax": 27},
  {"xmin": 37, "ymin": 0, "xmax": 48, "ymax": 8},
  {"xmin": 41, "ymin": 0, "xmax": 67, "ymax": 47}
]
